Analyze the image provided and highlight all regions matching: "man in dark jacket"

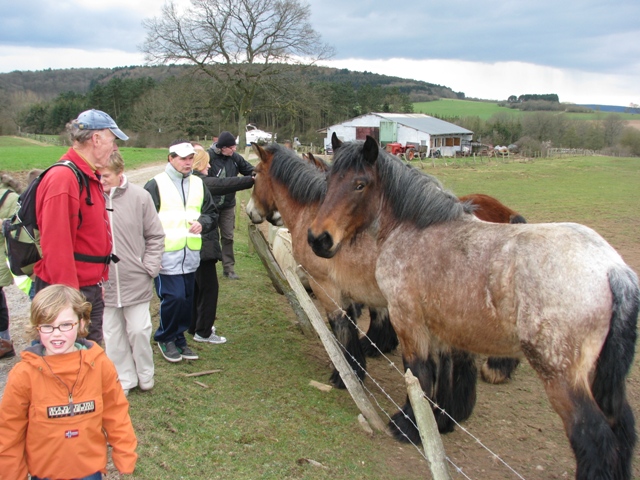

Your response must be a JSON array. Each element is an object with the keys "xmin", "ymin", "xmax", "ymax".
[{"xmin": 207, "ymin": 131, "xmax": 254, "ymax": 279}]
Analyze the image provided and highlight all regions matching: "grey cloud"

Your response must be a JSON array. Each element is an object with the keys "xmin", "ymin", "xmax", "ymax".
[
  {"xmin": 0, "ymin": 1, "xmax": 144, "ymax": 52},
  {"xmin": 1, "ymin": 0, "xmax": 638, "ymax": 76},
  {"xmin": 308, "ymin": 0, "xmax": 640, "ymax": 74}
]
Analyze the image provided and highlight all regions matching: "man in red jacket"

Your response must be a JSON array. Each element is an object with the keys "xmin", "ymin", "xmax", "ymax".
[{"xmin": 34, "ymin": 109, "xmax": 127, "ymax": 344}]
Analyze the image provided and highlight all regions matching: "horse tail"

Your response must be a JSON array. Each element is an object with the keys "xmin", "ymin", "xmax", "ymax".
[{"xmin": 591, "ymin": 266, "xmax": 639, "ymax": 479}]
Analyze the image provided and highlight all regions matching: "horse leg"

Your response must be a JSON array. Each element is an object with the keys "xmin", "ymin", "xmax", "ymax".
[
  {"xmin": 328, "ymin": 306, "xmax": 366, "ymax": 389},
  {"xmin": 544, "ymin": 380, "xmax": 620, "ymax": 480},
  {"xmin": 389, "ymin": 353, "xmax": 437, "ymax": 443},
  {"xmin": 360, "ymin": 308, "xmax": 399, "ymax": 357},
  {"xmin": 449, "ymin": 348, "xmax": 478, "ymax": 422},
  {"xmin": 427, "ymin": 347, "xmax": 478, "ymax": 434},
  {"xmin": 389, "ymin": 349, "xmax": 474, "ymax": 441},
  {"xmin": 480, "ymin": 356, "xmax": 520, "ymax": 384}
]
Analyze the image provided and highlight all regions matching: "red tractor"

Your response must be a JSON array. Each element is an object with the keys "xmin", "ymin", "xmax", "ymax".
[{"xmin": 384, "ymin": 142, "xmax": 425, "ymax": 160}]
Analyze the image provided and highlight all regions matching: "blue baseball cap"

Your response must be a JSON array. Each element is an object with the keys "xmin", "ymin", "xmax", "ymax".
[{"xmin": 76, "ymin": 109, "xmax": 129, "ymax": 141}]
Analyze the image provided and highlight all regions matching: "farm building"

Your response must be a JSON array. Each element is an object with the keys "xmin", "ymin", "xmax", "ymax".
[{"xmin": 323, "ymin": 113, "xmax": 474, "ymax": 157}]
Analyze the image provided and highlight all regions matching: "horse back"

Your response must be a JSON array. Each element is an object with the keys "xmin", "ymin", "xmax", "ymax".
[{"xmin": 375, "ymin": 218, "xmax": 625, "ymax": 358}]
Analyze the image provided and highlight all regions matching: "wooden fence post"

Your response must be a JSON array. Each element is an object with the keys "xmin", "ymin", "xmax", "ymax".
[
  {"xmin": 405, "ymin": 368, "xmax": 452, "ymax": 480},
  {"xmin": 284, "ymin": 268, "xmax": 389, "ymax": 435}
]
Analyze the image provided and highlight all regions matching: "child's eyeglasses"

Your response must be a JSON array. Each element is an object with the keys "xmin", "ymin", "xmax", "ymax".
[{"xmin": 37, "ymin": 322, "xmax": 78, "ymax": 334}]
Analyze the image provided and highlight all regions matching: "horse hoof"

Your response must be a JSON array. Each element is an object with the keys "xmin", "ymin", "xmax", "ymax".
[
  {"xmin": 435, "ymin": 412, "xmax": 456, "ymax": 434},
  {"xmin": 389, "ymin": 411, "xmax": 421, "ymax": 444},
  {"xmin": 329, "ymin": 369, "xmax": 347, "ymax": 389}
]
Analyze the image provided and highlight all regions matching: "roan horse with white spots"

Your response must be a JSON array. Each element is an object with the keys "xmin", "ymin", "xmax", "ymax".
[
  {"xmin": 307, "ymin": 135, "xmax": 639, "ymax": 480},
  {"xmin": 305, "ymin": 152, "xmax": 524, "ymax": 384}
]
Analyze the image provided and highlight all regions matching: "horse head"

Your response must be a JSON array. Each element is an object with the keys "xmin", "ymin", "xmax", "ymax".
[
  {"xmin": 246, "ymin": 143, "xmax": 283, "ymax": 226},
  {"xmin": 307, "ymin": 135, "xmax": 381, "ymax": 258}
]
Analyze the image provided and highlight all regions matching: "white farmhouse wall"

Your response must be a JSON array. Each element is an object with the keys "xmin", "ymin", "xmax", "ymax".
[{"xmin": 396, "ymin": 127, "xmax": 430, "ymax": 147}]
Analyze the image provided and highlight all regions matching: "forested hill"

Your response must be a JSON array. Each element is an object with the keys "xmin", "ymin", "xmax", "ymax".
[
  {"xmin": 0, "ymin": 65, "xmax": 189, "ymax": 100},
  {"xmin": 0, "ymin": 64, "xmax": 462, "ymax": 102}
]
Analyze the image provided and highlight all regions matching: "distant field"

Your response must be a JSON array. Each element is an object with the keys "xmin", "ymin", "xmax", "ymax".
[
  {"xmin": 0, "ymin": 136, "xmax": 165, "ymax": 172},
  {"xmin": 414, "ymin": 99, "xmax": 519, "ymax": 120},
  {"xmin": 414, "ymin": 99, "xmax": 640, "ymax": 121}
]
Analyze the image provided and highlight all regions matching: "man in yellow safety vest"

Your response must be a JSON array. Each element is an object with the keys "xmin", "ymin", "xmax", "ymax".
[{"xmin": 144, "ymin": 141, "xmax": 218, "ymax": 363}]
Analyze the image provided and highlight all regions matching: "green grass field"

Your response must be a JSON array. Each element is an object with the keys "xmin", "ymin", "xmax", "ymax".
[
  {"xmin": 414, "ymin": 98, "xmax": 640, "ymax": 121},
  {"xmin": 2, "ymin": 137, "xmax": 639, "ymax": 478},
  {"xmin": 0, "ymin": 136, "xmax": 165, "ymax": 172}
]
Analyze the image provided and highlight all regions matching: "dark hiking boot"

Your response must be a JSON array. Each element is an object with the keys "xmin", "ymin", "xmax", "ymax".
[{"xmin": 0, "ymin": 338, "xmax": 16, "ymax": 359}]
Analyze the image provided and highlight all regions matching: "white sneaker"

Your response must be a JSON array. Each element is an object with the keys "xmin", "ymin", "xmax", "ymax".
[{"xmin": 193, "ymin": 332, "xmax": 227, "ymax": 344}]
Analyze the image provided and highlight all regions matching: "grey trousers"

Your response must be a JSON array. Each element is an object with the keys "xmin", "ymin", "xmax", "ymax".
[{"xmin": 218, "ymin": 207, "xmax": 236, "ymax": 274}]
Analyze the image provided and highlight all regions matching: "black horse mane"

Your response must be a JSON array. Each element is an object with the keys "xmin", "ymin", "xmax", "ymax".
[
  {"xmin": 263, "ymin": 143, "xmax": 326, "ymax": 204},
  {"xmin": 331, "ymin": 140, "xmax": 465, "ymax": 229}
]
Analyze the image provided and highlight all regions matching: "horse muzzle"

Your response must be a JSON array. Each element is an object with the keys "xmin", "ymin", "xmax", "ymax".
[
  {"xmin": 245, "ymin": 198, "xmax": 265, "ymax": 224},
  {"xmin": 267, "ymin": 211, "xmax": 284, "ymax": 227},
  {"xmin": 307, "ymin": 229, "xmax": 339, "ymax": 258}
]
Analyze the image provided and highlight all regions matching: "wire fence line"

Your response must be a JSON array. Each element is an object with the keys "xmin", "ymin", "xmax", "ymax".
[
  {"xmin": 18, "ymin": 132, "xmax": 66, "ymax": 146},
  {"xmin": 275, "ymin": 233, "xmax": 528, "ymax": 479}
]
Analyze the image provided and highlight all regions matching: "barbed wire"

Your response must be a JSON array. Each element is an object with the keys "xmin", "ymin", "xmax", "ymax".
[{"xmin": 274, "ymin": 236, "xmax": 527, "ymax": 479}]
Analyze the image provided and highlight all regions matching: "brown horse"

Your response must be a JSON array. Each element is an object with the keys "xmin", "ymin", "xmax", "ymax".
[
  {"xmin": 308, "ymin": 135, "xmax": 638, "ymax": 480},
  {"xmin": 459, "ymin": 193, "xmax": 526, "ymax": 224},
  {"xmin": 302, "ymin": 153, "xmax": 399, "ymax": 359},
  {"xmin": 247, "ymin": 143, "xmax": 476, "ymax": 432}
]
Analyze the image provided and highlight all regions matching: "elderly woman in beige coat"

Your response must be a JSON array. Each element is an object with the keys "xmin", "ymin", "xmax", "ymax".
[{"xmin": 99, "ymin": 152, "xmax": 165, "ymax": 394}]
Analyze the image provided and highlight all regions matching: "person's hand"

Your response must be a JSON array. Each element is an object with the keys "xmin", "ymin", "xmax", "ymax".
[{"xmin": 188, "ymin": 220, "xmax": 202, "ymax": 234}]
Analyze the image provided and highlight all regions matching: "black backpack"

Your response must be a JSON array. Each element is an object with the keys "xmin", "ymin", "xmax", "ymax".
[{"xmin": 2, "ymin": 160, "xmax": 93, "ymax": 276}]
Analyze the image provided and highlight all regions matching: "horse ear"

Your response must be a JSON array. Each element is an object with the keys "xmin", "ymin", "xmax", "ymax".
[
  {"xmin": 363, "ymin": 136, "xmax": 379, "ymax": 165},
  {"xmin": 308, "ymin": 153, "xmax": 329, "ymax": 172},
  {"xmin": 331, "ymin": 132, "xmax": 343, "ymax": 152},
  {"xmin": 252, "ymin": 142, "xmax": 271, "ymax": 164}
]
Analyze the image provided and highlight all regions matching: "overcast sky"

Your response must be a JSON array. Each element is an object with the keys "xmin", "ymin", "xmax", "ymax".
[{"xmin": 1, "ymin": 0, "xmax": 639, "ymax": 106}]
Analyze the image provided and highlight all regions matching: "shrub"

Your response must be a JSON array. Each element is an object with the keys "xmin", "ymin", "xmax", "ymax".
[{"xmin": 516, "ymin": 136, "xmax": 544, "ymax": 157}]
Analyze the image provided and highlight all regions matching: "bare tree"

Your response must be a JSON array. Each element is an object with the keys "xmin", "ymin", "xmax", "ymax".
[
  {"xmin": 141, "ymin": 0, "xmax": 334, "ymax": 145},
  {"xmin": 601, "ymin": 114, "xmax": 626, "ymax": 147}
]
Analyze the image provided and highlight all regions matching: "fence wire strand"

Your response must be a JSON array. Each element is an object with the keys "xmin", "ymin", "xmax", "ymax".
[{"xmin": 291, "ymin": 256, "xmax": 527, "ymax": 480}]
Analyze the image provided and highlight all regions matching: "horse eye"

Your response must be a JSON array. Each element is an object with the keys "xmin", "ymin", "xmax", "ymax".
[{"xmin": 355, "ymin": 182, "xmax": 366, "ymax": 191}]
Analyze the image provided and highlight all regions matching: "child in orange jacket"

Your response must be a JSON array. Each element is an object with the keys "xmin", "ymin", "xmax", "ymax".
[{"xmin": 0, "ymin": 285, "xmax": 137, "ymax": 479}]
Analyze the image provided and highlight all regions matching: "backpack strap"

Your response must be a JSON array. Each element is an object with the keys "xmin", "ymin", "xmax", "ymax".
[
  {"xmin": 57, "ymin": 160, "xmax": 93, "ymax": 206},
  {"xmin": 73, "ymin": 252, "xmax": 118, "ymax": 264}
]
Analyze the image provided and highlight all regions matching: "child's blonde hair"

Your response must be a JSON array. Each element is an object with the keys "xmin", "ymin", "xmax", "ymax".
[{"xmin": 29, "ymin": 285, "xmax": 92, "ymax": 340}]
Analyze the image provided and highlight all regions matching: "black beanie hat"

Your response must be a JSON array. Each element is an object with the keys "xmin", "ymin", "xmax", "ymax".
[{"xmin": 217, "ymin": 131, "xmax": 236, "ymax": 149}]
